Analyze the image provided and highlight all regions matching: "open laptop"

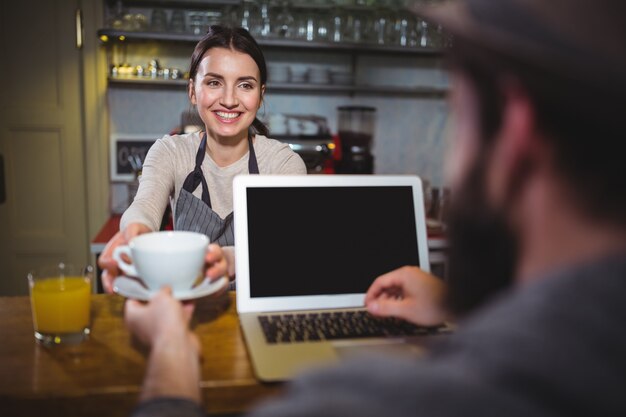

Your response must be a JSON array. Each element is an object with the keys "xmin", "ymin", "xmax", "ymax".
[{"xmin": 234, "ymin": 175, "xmax": 447, "ymax": 381}]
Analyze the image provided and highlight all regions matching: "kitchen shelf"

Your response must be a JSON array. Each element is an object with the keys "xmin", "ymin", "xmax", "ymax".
[
  {"xmin": 106, "ymin": 0, "xmax": 405, "ymax": 9},
  {"xmin": 105, "ymin": 0, "xmax": 240, "ymax": 8},
  {"xmin": 109, "ymin": 75, "xmax": 188, "ymax": 86},
  {"xmin": 107, "ymin": 76, "xmax": 447, "ymax": 97},
  {"xmin": 97, "ymin": 29, "xmax": 443, "ymax": 56},
  {"xmin": 270, "ymin": 82, "xmax": 447, "ymax": 97}
]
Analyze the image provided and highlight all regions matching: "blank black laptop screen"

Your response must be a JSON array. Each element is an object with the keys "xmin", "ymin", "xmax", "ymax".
[{"xmin": 246, "ymin": 186, "xmax": 420, "ymax": 298}]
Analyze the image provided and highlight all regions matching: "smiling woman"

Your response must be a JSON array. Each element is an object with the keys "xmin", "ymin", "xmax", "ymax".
[
  {"xmin": 98, "ymin": 26, "xmax": 307, "ymax": 293},
  {"xmin": 190, "ymin": 48, "xmax": 264, "ymax": 151}
]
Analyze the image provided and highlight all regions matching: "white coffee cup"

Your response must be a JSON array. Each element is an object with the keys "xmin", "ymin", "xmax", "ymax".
[{"xmin": 112, "ymin": 231, "xmax": 209, "ymax": 292}]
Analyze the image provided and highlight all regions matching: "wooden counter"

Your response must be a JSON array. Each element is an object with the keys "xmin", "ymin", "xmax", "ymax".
[{"xmin": 0, "ymin": 292, "xmax": 281, "ymax": 416}]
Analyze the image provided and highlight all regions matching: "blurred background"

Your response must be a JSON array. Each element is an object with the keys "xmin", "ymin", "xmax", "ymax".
[{"xmin": 0, "ymin": 0, "xmax": 451, "ymax": 295}]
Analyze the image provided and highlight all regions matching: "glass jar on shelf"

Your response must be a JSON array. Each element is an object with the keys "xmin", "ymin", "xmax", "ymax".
[
  {"xmin": 150, "ymin": 8, "xmax": 167, "ymax": 32},
  {"xmin": 373, "ymin": 5, "xmax": 393, "ymax": 45},
  {"xmin": 258, "ymin": 0, "xmax": 272, "ymax": 38},
  {"xmin": 107, "ymin": 0, "xmax": 126, "ymax": 29},
  {"xmin": 272, "ymin": 1, "xmax": 295, "ymax": 38},
  {"xmin": 344, "ymin": 9, "xmax": 369, "ymax": 43},
  {"xmin": 330, "ymin": 7, "xmax": 347, "ymax": 42},
  {"xmin": 316, "ymin": 11, "xmax": 331, "ymax": 42},
  {"xmin": 169, "ymin": 9, "xmax": 186, "ymax": 33},
  {"xmin": 237, "ymin": 0, "xmax": 262, "ymax": 38},
  {"xmin": 188, "ymin": 11, "xmax": 208, "ymax": 35},
  {"xmin": 392, "ymin": 9, "xmax": 418, "ymax": 47},
  {"xmin": 419, "ymin": 19, "xmax": 444, "ymax": 48}
]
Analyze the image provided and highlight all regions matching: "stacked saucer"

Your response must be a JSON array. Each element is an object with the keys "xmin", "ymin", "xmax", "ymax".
[
  {"xmin": 268, "ymin": 64, "xmax": 290, "ymax": 83},
  {"xmin": 330, "ymin": 70, "xmax": 354, "ymax": 85},
  {"xmin": 308, "ymin": 67, "xmax": 330, "ymax": 84},
  {"xmin": 290, "ymin": 66, "xmax": 309, "ymax": 84}
]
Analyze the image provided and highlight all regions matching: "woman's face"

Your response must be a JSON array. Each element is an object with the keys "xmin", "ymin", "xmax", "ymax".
[{"xmin": 189, "ymin": 47, "xmax": 264, "ymax": 141}]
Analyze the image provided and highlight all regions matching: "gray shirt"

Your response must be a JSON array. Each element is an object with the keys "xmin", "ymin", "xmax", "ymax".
[
  {"xmin": 131, "ymin": 253, "xmax": 626, "ymax": 417},
  {"xmin": 121, "ymin": 132, "xmax": 307, "ymax": 232}
]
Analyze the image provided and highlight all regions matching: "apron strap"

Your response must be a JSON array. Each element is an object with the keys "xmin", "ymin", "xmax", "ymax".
[
  {"xmin": 181, "ymin": 132, "xmax": 211, "ymax": 207},
  {"xmin": 181, "ymin": 133, "xmax": 259, "ymax": 209},
  {"xmin": 248, "ymin": 135, "xmax": 260, "ymax": 174}
]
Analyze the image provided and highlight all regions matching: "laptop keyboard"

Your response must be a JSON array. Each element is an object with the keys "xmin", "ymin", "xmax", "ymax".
[{"xmin": 258, "ymin": 311, "xmax": 449, "ymax": 344}]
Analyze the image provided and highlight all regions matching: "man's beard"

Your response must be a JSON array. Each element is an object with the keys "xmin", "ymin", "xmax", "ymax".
[{"xmin": 444, "ymin": 155, "xmax": 519, "ymax": 317}]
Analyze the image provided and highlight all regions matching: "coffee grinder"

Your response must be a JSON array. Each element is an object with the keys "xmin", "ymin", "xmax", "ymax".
[{"xmin": 335, "ymin": 106, "xmax": 376, "ymax": 174}]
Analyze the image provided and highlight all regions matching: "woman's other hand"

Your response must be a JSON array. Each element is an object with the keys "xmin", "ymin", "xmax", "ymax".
[
  {"xmin": 365, "ymin": 266, "xmax": 448, "ymax": 326},
  {"xmin": 98, "ymin": 222, "xmax": 152, "ymax": 293},
  {"xmin": 204, "ymin": 244, "xmax": 231, "ymax": 281}
]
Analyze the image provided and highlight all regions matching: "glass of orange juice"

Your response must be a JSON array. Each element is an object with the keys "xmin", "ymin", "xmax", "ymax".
[{"xmin": 27, "ymin": 263, "xmax": 93, "ymax": 345}]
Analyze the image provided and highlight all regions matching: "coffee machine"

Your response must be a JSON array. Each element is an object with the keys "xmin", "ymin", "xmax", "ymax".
[
  {"xmin": 335, "ymin": 106, "xmax": 376, "ymax": 174},
  {"xmin": 269, "ymin": 114, "xmax": 336, "ymax": 174}
]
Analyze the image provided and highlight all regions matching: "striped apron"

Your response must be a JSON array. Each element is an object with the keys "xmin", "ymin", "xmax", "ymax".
[{"xmin": 174, "ymin": 132, "xmax": 259, "ymax": 246}]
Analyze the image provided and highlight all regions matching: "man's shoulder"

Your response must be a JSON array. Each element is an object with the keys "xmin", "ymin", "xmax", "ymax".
[
  {"xmin": 456, "ymin": 254, "xmax": 626, "ymax": 344},
  {"xmin": 438, "ymin": 253, "xmax": 626, "ymax": 409},
  {"xmin": 470, "ymin": 253, "xmax": 626, "ymax": 328}
]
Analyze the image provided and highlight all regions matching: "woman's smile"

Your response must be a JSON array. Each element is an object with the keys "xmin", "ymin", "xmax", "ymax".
[{"xmin": 213, "ymin": 110, "xmax": 243, "ymax": 123}]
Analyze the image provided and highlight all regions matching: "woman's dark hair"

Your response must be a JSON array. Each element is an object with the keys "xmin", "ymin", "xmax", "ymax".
[
  {"xmin": 447, "ymin": 39, "xmax": 626, "ymax": 228},
  {"xmin": 189, "ymin": 25, "xmax": 269, "ymax": 137}
]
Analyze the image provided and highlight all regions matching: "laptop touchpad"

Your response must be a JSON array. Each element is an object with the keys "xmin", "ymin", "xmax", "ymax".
[{"xmin": 333, "ymin": 340, "xmax": 426, "ymax": 359}]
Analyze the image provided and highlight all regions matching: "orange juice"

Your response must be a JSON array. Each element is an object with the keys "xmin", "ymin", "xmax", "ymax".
[{"xmin": 31, "ymin": 277, "xmax": 91, "ymax": 333}]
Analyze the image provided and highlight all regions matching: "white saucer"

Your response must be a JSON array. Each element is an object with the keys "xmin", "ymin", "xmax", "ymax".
[{"xmin": 113, "ymin": 276, "xmax": 229, "ymax": 301}]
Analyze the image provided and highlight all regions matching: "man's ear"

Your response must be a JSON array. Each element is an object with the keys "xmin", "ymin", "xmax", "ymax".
[
  {"xmin": 188, "ymin": 79, "xmax": 196, "ymax": 105},
  {"xmin": 487, "ymin": 78, "xmax": 541, "ymax": 208}
]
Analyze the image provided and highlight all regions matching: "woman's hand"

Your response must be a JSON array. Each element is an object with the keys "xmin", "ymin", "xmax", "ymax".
[
  {"xmin": 205, "ymin": 245, "xmax": 236, "ymax": 281},
  {"xmin": 204, "ymin": 243, "xmax": 228, "ymax": 281},
  {"xmin": 365, "ymin": 266, "xmax": 448, "ymax": 326},
  {"xmin": 98, "ymin": 222, "xmax": 152, "ymax": 293}
]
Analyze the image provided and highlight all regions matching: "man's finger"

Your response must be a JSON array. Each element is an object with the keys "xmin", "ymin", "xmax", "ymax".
[
  {"xmin": 366, "ymin": 298, "xmax": 408, "ymax": 320},
  {"xmin": 182, "ymin": 302, "xmax": 196, "ymax": 323},
  {"xmin": 365, "ymin": 272, "xmax": 403, "ymax": 304}
]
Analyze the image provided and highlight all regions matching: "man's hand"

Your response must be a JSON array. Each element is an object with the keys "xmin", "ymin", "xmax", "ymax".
[
  {"xmin": 365, "ymin": 266, "xmax": 448, "ymax": 326},
  {"xmin": 124, "ymin": 287, "xmax": 197, "ymax": 348},
  {"xmin": 125, "ymin": 287, "xmax": 201, "ymax": 403},
  {"xmin": 98, "ymin": 223, "xmax": 152, "ymax": 293}
]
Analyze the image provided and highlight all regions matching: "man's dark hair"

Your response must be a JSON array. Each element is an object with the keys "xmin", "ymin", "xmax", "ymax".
[{"xmin": 447, "ymin": 39, "xmax": 626, "ymax": 228}]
